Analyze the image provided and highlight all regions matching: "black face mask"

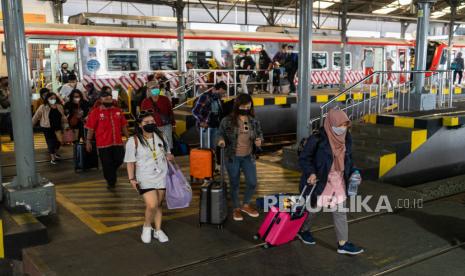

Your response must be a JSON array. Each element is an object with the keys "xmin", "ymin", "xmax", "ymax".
[
  {"xmin": 238, "ymin": 109, "xmax": 250, "ymax": 116},
  {"xmin": 142, "ymin": 123, "xmax": 157, "ymax": 133},
  {"xmin": 102, "ymin": 102, "xmax": 113, "ymax": 108}
]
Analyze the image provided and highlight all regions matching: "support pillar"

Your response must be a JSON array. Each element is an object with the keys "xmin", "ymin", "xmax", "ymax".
[
  {"xmin": 296, "ymin": 0, "xmax": 313, "ymax": 143},
  {"xmin": 400, "ymin": 20, "xmax": 410, "ymax": 40},
  {"xmin": 282, "ymin": 0, "xmax": 313, "ymax": 170},
  {"xmin": 176, "ymin": 0, "xmax": 186, "ymax": 100},
  {"xmin": 340, "ymin": 0, "xmax": 348, "ymax": 92},
  {"xmin": 412, "ymin": 0, "xmax": 437, "ymax": 110},
  {"xmin": 1, "ymin": 0, "xmax": 56, "ymax": 216},
  {"xmin": 447, "ymin": 1, "xmax": 458, "ymax": 71}
]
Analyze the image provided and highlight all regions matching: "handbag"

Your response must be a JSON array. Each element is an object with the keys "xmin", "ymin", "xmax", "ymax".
[{"xmin": 165, "ymin": 162, "xmax": 192, "ymax": 209}]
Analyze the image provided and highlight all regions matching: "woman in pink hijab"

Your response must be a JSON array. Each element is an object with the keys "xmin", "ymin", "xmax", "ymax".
[{"xmin": 297, "ymin": 108, "xmax": 364, "ymax": 255}]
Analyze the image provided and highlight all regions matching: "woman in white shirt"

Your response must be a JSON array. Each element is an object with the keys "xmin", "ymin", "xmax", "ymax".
[{"xmin": 125, "ymin": 111, "xmax": 175, "ymax": 244}]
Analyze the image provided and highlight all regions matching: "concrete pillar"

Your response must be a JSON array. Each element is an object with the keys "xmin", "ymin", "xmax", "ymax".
[
  {"xmin": 413, "ymin": 0, "xmax": 436, "ymax": 94},
  {"xmin": 400, "ymin": 20, "xmax": 410, "ymax": 40},
  {"xmin": 296, "ymin": 0, "xmax": 313, "ymax": 143},
  {"xmin": 447, "ymin": 1, "xmax": 458, "ymax": 71},
  {"xmin": 1, "ymin": 0, "xmax": 56, "ymax": 216},
  {"xmin": 340, "ymin": 0, "xmax": 348, "ymax": 92},
  {"xmin": 1, "ymin": 0, "xmax": 38, "ymax": 188},
  {"xmin": 176, "ymin": 0, "xmax": 185, "ymax": 99}
]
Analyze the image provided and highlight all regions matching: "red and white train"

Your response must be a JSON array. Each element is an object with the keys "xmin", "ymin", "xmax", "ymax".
[{"xmin": 0, "ymin": 22, "xmax": 459, "ymax": 92}]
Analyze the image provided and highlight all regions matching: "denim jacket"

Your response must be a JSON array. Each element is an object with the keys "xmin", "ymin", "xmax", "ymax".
[{"xmin": 217, "ymin": 115, "xmax": 264, "ymax": 160}]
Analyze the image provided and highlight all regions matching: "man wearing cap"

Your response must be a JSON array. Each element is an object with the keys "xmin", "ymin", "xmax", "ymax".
[
  {"xmin": 140, "ymin": 80, "xmax": 175, "ymax": 149},
  {"xmin": 85, "ymin": 91, "xmax": 129, "ymax": 189}
]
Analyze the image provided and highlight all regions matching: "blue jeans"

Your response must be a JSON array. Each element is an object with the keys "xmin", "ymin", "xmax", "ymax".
[
  {"xmin": 200, "ymin": 127, "xmax": 218, "ymax": 149},
  {"xmin": 226, "ymin": 155, "xmax": 257, "ymax": 208}
]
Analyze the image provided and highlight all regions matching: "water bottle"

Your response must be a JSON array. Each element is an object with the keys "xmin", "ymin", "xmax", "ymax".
[{"xmin": 348, "ymin": 170, "xmax": 361, "ymax": 196}]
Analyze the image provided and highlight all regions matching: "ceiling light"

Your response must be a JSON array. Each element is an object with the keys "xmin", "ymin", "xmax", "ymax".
[{"xmin": 373, "ymin": 7, "xmax": 399, "ymax": 15}]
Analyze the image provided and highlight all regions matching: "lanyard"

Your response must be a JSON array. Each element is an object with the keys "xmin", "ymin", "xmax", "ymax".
[{"xmin": 143, "ymin": 133, "xmax": 158, "ymax": 160}]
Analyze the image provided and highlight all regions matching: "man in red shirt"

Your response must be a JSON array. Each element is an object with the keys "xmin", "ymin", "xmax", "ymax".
[
  {"xmin": 85, "ymin": 91, "xmax": 129, "ymax": 188},
  {"xmin": 140, "ymin": 80, "xmax": 175, "ymax": 149}
]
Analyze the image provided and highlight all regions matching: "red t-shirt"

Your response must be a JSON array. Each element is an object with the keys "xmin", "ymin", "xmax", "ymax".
[
  {"xmin": 140, "ymin": 95, "xmax": 175, "ymax": 127},
  {"xmin": 85, "ymin": 106, "xmax": 128, "ymax": 148}
]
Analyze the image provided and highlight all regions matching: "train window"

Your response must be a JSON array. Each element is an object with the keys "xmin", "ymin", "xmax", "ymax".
[
  {"xmin": 440, "ymin": 48, "xmax": 447, "ymax": 65},
  {"xmin": 312, "ymin": 52, "xmax": 328, "ymax": 70},
  {"xmin": 332, "ymin": 52, "xmax": 352, "ymax": 69},
  {"xmin": 188, "ymin": 51, "xmax": 213, "ymax": 69},
  {"xmin": 107, "ymin": 50, "xmax": 139, "ymax": 71},
  {"xmin": 149, "ymin": 51, "xmax": 177, "ymax": 70}
]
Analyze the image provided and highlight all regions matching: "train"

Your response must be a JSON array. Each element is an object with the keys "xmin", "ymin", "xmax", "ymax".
[{"xmin": 0, "ymin": 21, "xmax": 462, "ymax": 94}]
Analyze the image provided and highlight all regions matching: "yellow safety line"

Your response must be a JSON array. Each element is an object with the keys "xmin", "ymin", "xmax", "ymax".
[
  {"xmin": 253, "ymin": 97, "xmax": 265, "ymax": 106},
  {"xmin": 56, "ymin": 192, "xmax": 109, "ymax": 234},
  {"xmin": 316, "ymin": 95, "xmax": 329, "ymax": 103},
  {"xmin": 411, "ymin": 130, "xmax": 427, "ymax": 152}
]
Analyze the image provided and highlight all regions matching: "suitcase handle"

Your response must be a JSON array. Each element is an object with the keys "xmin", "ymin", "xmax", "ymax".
[
  {"xmin": 293, "ymin": 184, "xmax": 317, "ymax": 217},
  {"xmin": 200, "ymin": 127, "xmax": 211, "ymax": 149}
]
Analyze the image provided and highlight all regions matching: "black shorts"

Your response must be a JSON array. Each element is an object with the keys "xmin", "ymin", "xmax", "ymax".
[{"xmin": 138, "ymin": 188, "xmax": 166, "ymax": 195}]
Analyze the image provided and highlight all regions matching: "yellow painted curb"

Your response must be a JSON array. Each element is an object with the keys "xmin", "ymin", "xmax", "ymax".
[
  {"xmin": 253, "ymin": 97, "xmax": 265, "ymax": 106},
  {"xmin": 411, "ymin": 130, "xmax": 427, "ymax": 152},
  {"xmin": 454, "ymin": 87, "xmax": 462, "ymax": 94},
  {"xmin": 444, "ymin": 88, "xmax": 450, "ymax": 95},
  {"xmin": 364, "ymin": 114, "xmax": 377, "ymax": 124},
  {"xmin": 394, "ymin": 117, "xmax": 415, "ymax": 128},
  {"xmin": 175, "ymin": 120, "xmax": 186, "ymax": 136},
  {"xmin": 274, "ymin": 96, "xmax": 287, "ymax": 105},
  {"xmin": 386, "ymin": 91, "xmax": 395, "ymax": 99},
  {"xmin": 0, "ymin": 220, "xmax": 3, "ymax": 258},
  {"xmin": 379, "ymin": 153, "xmax": 397, "ymax": 178},
  {"xmin": 443, "ymin": 117, "xmax": 459, "ymax": 127},
  {"xmin": 370, "ymin": 91, "xmax": 378, "ymax": 98},
  {"xmin": 353, "ymin": 93, "xmax": 363, "ymax": 100},
  {"xmin": 316, "ymin": 95, "xmax": 329, "ymax": 103},
  {"xmin": 336, "ymin": 94, "xmax": 347, "ymax": 102}
]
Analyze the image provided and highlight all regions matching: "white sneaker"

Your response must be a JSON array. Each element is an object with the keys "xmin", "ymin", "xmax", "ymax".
[
  {"xmin": 153, "ymin": 229, "xmax": 169, "ymax": 243},
  {"xmin": 141, "ymin": 226, "xmax": 152, "ymax": 244}
]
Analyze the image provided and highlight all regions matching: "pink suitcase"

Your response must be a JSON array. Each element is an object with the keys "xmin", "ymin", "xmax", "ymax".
[{"xmin": 254, "ymin": 185, "xmax": 315, "ymax": 248}]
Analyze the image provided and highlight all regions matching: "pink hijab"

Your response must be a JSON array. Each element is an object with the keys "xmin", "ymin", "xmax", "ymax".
[{"xmin": 323, "ymin": 109, "xmax": 350, "ymax": 172}]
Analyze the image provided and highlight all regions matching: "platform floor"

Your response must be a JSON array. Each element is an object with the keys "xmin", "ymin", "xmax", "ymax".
[{"xmin": 0, "ymin": 138, "xmax": 461, "ymax": 276}]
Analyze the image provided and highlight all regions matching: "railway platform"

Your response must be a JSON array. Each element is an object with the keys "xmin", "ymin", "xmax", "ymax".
[{"xmin": 0, "ymin": 130, "xmax": 464, "ymax": 275}]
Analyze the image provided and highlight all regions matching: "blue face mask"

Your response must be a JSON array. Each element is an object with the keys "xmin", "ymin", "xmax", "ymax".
[{"xmin": 151, "ymin": 88, "xmax": 161, "ymax": 96}]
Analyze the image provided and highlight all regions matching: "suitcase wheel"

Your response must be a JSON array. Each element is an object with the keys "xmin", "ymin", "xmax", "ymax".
[
  {"xmin": 253, "ymin": 234, "xmax": 259, "ymax": 241},
  {"xmin": 263, "ymin": 243, "xmax": 270, "ymax": 249},
  {"xmin": 217, "ymin": 224, "xmax": 223, "ymax": 230}
]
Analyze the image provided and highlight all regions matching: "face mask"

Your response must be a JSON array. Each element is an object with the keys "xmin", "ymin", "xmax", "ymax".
[
  {"xmin": 142, "ymin": 123, "xmax": 157, "ymax": 133},
  {"xmin": 238, "ymin": 109, "xmax": 250, "ymax": 116},
  {"xmin": 151, "ymin": 88, "xmax": 160, "ymax": 96},
  {"xmin": 73, "ymin": 98, "xmax": 81, "ymax": 103},
  {"xmin": 332, "ymin": 126, "xmax": 347, "ymax": 136},
  {"xmin": 102, "ymin": 102, "xmax": 113, "ymax": 108},
  {"xmin": 48, "ymin": 99, "xmax": 57, "ymax": 105}
]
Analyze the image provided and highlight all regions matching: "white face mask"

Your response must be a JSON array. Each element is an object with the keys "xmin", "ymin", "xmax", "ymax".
[
  {"xmin": 332, "ymin": 126, "xmax": 347, "ymax": 136},
  {"xmin": 48, "ymin": 99, "xmax": 57, "ymax": 105}
]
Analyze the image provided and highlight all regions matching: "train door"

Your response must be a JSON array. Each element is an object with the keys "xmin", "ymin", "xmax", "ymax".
[
  {"xmin": 363, "ymin": 47, "xmax": 384, "ymax": 83},
  {"xmin": 28, "ymin": 39, "xmax": 79, "ymax": 93},
  {"xmin": 232, "ymin": 44, "xmax": 263, "ymax": 69}
]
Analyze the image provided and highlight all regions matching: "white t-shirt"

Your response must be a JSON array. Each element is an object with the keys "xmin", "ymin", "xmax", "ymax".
[
  {"xmin": 124, "ymin": 135, "xmax": 169, "ymax": 189},
  {"xmin": 60, "ymin": 82, "xmax": 86, "ymax": 99}
]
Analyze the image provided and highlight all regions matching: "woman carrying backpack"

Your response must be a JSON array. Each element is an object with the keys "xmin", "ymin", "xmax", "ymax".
[
  {"xmin": 124, "ymin": 111, "xmax": 175, "ymax": 244},
  {"xmin": 297, "ymin": 108, "xmax": 364, "ymax": 255}
]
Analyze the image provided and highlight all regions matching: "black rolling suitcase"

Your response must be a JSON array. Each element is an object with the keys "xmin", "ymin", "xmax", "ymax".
[
  {"xmin": 74, "ymin": 142, "xmax": 99, "ymax": 172},
  {"xmin": 199, "ymin": 148, "xmax": 228, "ymax": 229}
]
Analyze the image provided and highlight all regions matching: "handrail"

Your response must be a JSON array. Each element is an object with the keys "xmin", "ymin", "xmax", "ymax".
[{"xmin": 173, "ymin": 87, "xmax": 213, "ymax": 110}]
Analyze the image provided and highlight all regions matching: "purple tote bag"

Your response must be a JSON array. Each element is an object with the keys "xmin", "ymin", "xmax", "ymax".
[{"xmin": 166, "ymin": 162, "xmax": 192, "ymax": 209}]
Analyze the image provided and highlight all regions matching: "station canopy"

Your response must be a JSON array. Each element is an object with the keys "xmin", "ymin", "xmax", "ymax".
[{"xmin": 102, "ymin": 0, "xmax": 464, "ymax": 22}]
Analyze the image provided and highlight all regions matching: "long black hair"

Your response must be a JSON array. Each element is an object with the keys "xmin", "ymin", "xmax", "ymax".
[
  {"xmin": 69, "ymin": 89, "xmax": 84, "ymax": 105},
  {"xmin": 134, "ymin": 112, "xmax": 168, "ymax": 152},
  {"xmin": 44, "ymin": 92, "xmax": 59, "ymax": 107},
  {"xmin": 232, "ymin": 93, "xmax": 255, "ymax": 126}
]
